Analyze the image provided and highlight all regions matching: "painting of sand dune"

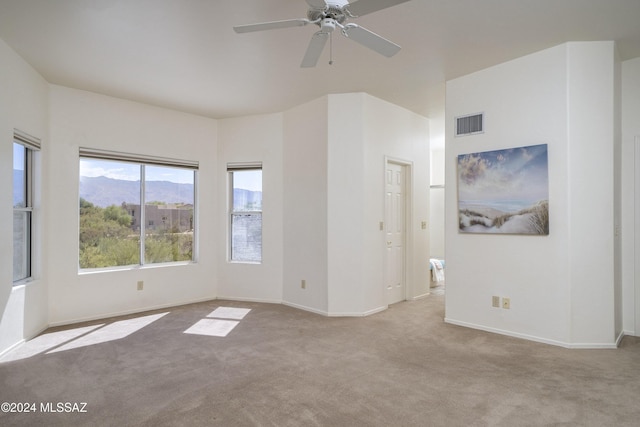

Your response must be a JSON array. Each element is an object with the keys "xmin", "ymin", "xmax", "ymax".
[{"xmin": 457, "ymin": 144, "xmax": 549, "ymax": 235}]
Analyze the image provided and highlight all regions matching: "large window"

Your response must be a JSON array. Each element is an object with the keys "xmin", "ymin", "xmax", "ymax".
[
  {"xmin": 79, "ymin": 149, "xmax": 197, "ymax": 270},
  {"xmin": 13, "ymin": 131, "xmax": 39, "ymax": 283},
  {"xmin": 229, "ymin": 164, "xmax": 262, "ymax": 263}
]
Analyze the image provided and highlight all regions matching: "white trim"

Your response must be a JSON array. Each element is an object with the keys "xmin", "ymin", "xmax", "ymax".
[
  {"xmin": 48, "ymin": 297, "xmax": 216, "ymax": 327},
  {"xmin": 216, "ymin": 296, "xmax": 282, "ymax": 305},
  {"xmin": 635, "ymin": 137, "xmax": 640, "ymax": 336},
  {"xmin": 282, "ymin": 300, "xmax": 389, "ymax": 317},
  {"xmin": 444, "ymin": 318, "xmax": 619, "ymax": 349},
  {"xmin": 411, "ymin": 292, "xmax": 431, "ymax": 300},
  {"xmin": 79, "ymin": 147, "xmax": 198, "ymax": 169},
  {"xmin": 327, "ymin": 305, "xmax": 388, "ymax": 317},
  {"xmin": 0, "ymin": 323, "xmax": 49, "ymax": 362},
  {"xmin": 0, "ymin": 339, "xmax": 26, "ymax": 361},
  {"xmin": 282, "ymin": 301, "xmax": 329, "ymax": 316},
  {"xmin": 384, "ymin": 157, "xmax": 414, "ymax": 302},
  {"xmin": 14, "ymin": 128, "xmax": 41, "ymax": 150}
]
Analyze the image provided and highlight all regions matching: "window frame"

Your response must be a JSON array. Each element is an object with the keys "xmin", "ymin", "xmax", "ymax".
[
  {"xmin": 228, "ymin": 163, "xmax": 263, "ymax": 264},
  {"xmin": 78, "ymin": 148, "xmax": 199, "ymax": 272},
  {"xmin": 13, "ymin": 130, "xmax": 40, "ymax": 285}
]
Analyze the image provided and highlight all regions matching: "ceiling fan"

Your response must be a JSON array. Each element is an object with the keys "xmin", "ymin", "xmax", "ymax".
[{"xmin": 233, "ymin": 0, "xmax": 411, "ymax": 67}]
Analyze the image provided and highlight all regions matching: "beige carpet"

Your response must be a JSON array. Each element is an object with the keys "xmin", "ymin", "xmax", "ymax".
[{"xmin": 1, "ymin": 294, "xmax": 639, "ymax": 426}]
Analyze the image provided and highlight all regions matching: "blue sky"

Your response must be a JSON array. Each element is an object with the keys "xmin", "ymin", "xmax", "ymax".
[
  {"xmin": 13, "ymin": 143, "xmax": 24, "ymax": 171},
  {"xmin": 80, "ymin": 159, "xmax": 194, "ymax": 184},
  {"xmin": 80, "ymin": 159, "xmax": 263, "ymax": 191},
  {"xmin": 233, "ymin": 170, "xmax": 262, "ymax": 192}
]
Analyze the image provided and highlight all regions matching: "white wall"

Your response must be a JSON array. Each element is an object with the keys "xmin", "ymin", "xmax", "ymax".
[
  {"xmin": 327, "ymin": 93, "xmax": 430, "ymax": 315},
  {"xmin": 282, "ymin": 96, "xmax": 329, "ymax": 314},
  {"xmin": 0, "ymin": 39, "xmax": 49, "ymax": 355},
  {"xmin": 566, "ymin": 43, "xmax": 619, "ymax": 344},
  {"xmin": 217, "ymin": 114, "xmax": 284, "ymax": 303},
  {"xmin": 361, "ymin": 94, "xmax": 431, "ymax": 307},
  {"xmin": 445, "ymin": 42, "xmax": 619, "ymax": 348},
  {"xmin": 429, "ymin": 148, "xmax": 445, "ymax": 259},
  {"xmin": 428, "ymin": 84, "xmax": 446, "ymax": 259},
  {"xmin": 47, "ymin": 85, "xmax": 218, "ymax": 325},
  {"xmin": 327, "ymin": 94, "xmax": 367, "ymax": 315},
  {"xmin": 621, "ymin": 57, "xmax": 640, "ymax": 335},
  {"xmin": 282, "ymin": 93, "xmax": 430, "ymax": 316}
]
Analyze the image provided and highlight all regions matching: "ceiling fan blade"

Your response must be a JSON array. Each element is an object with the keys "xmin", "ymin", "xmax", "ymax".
[
  {"xmin": 301, "ymin": 31, "xmax": 329, "ymax": 68},
  {"xmin": 305, "ymin": 0, "xmax": 328, "ymax": 10},
  {"xmin": 344, "ymin": 0, "xmax": 411, "ymax": 17},
  {"xmin": 233, "ymin": 18, "xmax": 311, "ymax": 34},
  {"xmin": 342, "ymin": 24, "xmax": 400, "ymax": 57}
]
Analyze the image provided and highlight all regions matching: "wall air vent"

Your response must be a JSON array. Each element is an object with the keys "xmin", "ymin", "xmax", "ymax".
[{"xmin": 455, "ymin": 113, "xmax": 484, "ymax": 137}]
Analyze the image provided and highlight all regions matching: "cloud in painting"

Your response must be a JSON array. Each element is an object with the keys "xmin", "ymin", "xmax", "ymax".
[{"xmin": 458, "ymin": 144, "xmax": 548, "ymax": 210}]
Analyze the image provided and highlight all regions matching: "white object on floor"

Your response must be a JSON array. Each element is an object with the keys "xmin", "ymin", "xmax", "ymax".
[
  {"xmin": 430, "ymin": 258, "xmax": 445, "ymax": 284},
  {"xmin": 184, "ymin": 319, "xmax": 239, "ymax": 337},
  {"xmin": 207, "ymin": 307, "xmax": 251, "ymax": 320}
]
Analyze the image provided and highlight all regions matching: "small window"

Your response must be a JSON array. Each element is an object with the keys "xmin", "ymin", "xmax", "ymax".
[
  {"xmin": 228, "ymin": 165, "xmax": 262, "ymax": 263},
  {"xmin": 13, "ymin": 131, "xmax": 40, "ymax": 283}
]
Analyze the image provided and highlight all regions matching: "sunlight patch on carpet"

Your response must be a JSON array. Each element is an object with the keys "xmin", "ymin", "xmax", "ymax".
[
  {"xmin": 47, "ymin": 312, "xmax": 169, "ymax": 354},
  {"xmin": 207, "ymin": 307, "xmax": 251, "ymax": 320},
  {"xmin": 184, "ymin": 319, "xmax": 239, "ymax": 337},
  {"xmin": 0, "ymin": 324, "xmax": 104, "ymax": 362}
]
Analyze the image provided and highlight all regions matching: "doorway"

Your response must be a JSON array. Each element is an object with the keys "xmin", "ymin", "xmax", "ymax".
[{"xmin": 384, "ymin": 160, "xmax": 409, "ymax": 305}]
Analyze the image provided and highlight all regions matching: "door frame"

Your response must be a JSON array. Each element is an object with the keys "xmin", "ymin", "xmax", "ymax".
[
  {"xmin": 384, "ymin": 156, "xmax": 414, "ymax": 303},
  {"xmin": 635, "ymin": 137, "xmax": 640, "ymax": 335}
]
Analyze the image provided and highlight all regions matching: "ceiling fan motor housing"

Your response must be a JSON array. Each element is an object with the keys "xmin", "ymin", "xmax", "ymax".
[{"xmin": 308, "ymin": 6, "xmax": 347, "ymax": 25}]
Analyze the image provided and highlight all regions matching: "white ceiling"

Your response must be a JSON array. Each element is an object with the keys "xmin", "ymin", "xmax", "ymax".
[{"xmin": 1, "ymin": 0, "xmax": 639, "ymax": 121}]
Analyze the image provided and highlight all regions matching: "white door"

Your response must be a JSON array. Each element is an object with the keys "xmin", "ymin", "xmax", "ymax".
[{"xmin": 385, "ymin": 162, "xmax": 406, "ymax": 304}]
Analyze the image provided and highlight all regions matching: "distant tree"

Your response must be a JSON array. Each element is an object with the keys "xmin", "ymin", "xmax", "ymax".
[
  {"xmin": 104, "ymin": 204, "xmax": 132, "ymax": 227},
  {"xmin": 79, "ymin": 199, "xmax": 191, "ymax": 268}
]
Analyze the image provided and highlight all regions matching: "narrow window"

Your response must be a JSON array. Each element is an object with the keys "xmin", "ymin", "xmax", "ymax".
[
  {"xmin": 229, "ymin": 164, "xmax": 262, "ymax": 263},
  {"xmin": 144, "ymin": 165, "xmax": 195, "ymax": 264},
  {"xmin": 79, "ymin": 149, "xmax": 197, "ymax": 270},
  {"xmin": 13, "ymin": 131, "xmax": 40, "ymax": 283}
]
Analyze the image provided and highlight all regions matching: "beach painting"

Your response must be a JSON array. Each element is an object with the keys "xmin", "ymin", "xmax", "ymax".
[{"xmin": 457, "ymin": 144, "xmax": 549, "ymax": 235}]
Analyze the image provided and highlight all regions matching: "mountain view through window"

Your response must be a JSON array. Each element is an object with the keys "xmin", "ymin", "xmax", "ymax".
[{"xmin": 79, "ymin": 158, "xmax": 195, "ymax": 269}]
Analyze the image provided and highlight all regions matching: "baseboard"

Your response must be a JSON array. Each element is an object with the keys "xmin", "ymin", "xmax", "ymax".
[
  {"xmin": 615, "ymin": 330, "xmax": 626, "ymax": 347},
  {"xmin": 48, "ymin": 296, "xmax": 217, "ymax": 327},
  {"xmin": 281, "ymin": 301, "xmax": 329, "ymax": 316},
  {"xmin": 0, "ymin": 339, "xmax": 26, "ymax": 361},
  {"xmin": 444, "ymin": 318, "xmax": 618, "ymax": 349},
  {"xmin": 411, "ymin": 292, "xmax": 430, "ymax": 301},
  {"xmin": 327, "ymin": 305, "xmax": 388, "ymax": 317},
  {"xmin": 216, "ymin": 296, "xmax": 282, "ymax": 305}
]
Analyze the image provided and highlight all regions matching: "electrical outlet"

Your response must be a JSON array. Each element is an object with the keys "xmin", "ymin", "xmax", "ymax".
[
  {"xmin": 137, "ymin": 281, "xmax": 144, "ymax": 291},
  {"xmin": 492, "ymin": 296, "xmax": 500, "ymax": 308},
  {"xmin": 502, "ymin": 297, "xmax": 510, "ymax": 309},
  {"xmin": 301, "ymin": 279, "xmax": 306, "ymax": 289}
]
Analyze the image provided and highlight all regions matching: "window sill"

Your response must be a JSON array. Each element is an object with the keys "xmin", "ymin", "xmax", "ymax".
[
  {"xmin": 12, "ymin": 277, "xmax": 37, "ymax": 288},
  {"xmin": 78, "ymin": 261, "xmax": 196, "ymax": 275},
  {"xmin": 227, "ymin": 261, "xmax": 262, "ymax": 265}
]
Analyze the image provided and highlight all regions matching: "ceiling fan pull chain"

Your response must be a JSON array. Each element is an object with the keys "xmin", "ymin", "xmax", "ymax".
[{"xmin": 329, "ymin": 32, "xmax": 334, "ymax": 65}]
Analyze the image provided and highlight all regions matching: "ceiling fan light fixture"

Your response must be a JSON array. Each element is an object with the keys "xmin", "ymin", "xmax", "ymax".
[{"xmin": 320, "ymin": 18, "xmax": 337, "ymax": 33}]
